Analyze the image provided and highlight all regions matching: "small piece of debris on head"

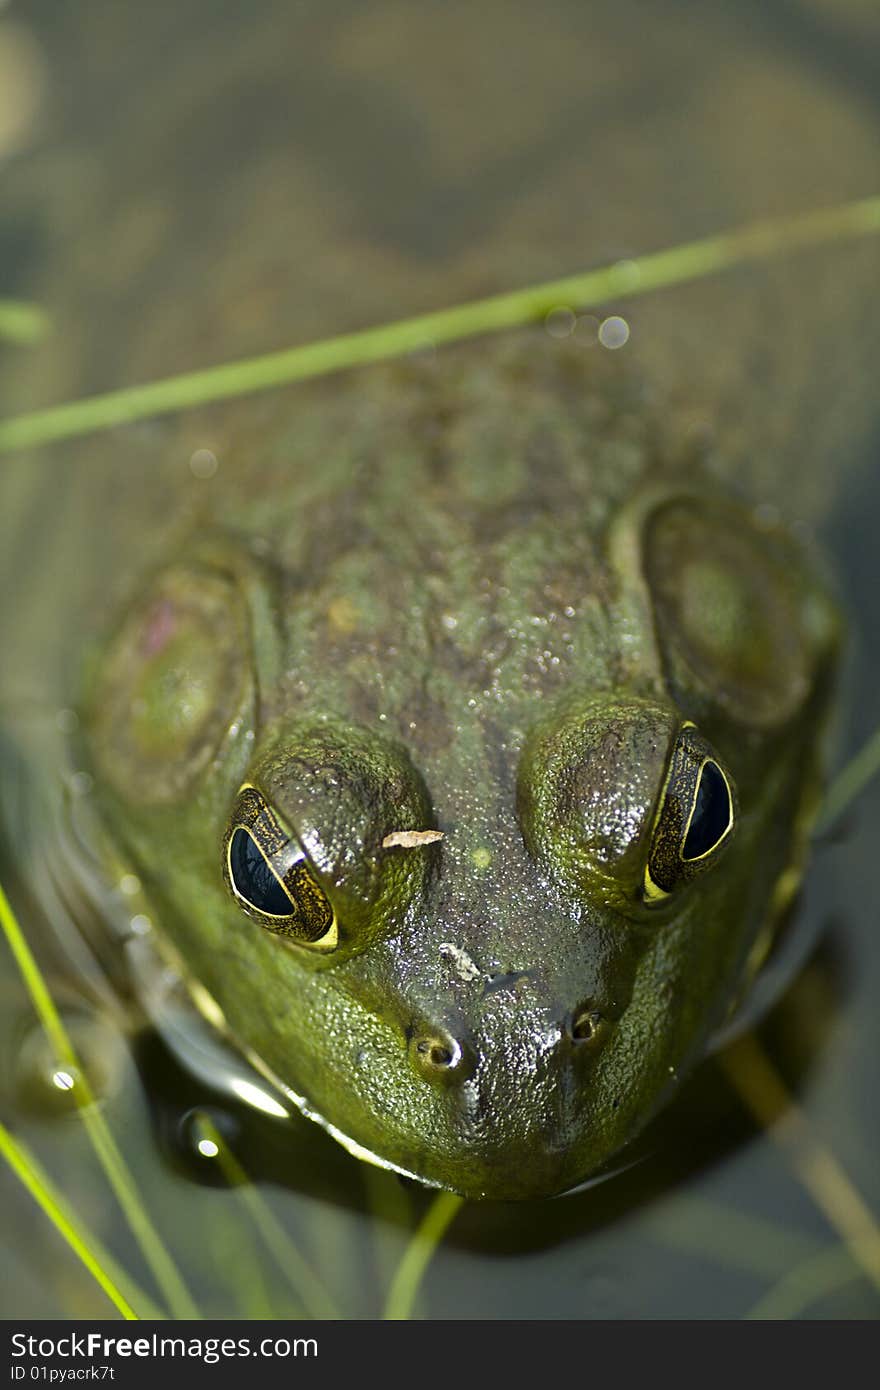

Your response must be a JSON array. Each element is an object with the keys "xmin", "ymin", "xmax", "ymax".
[
  {"xmin": 439, "ymin": 943, "xmax": 482, "ymax": 983},
  {"xmin": 381, "ymin": 829, "xmax": 445, "ymax": 849}
]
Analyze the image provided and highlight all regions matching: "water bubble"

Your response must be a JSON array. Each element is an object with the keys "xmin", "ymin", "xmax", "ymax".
[
  {"xmin": 754, "ymin": 502, "xmax": 781, "ymax": 527},
  {"xmin": 598, "ymin": 316, "xmax": 630, "ymax": 349},
  {"xmin": 189, "ymin": 448, "xmax": 218, "ymax": 479},
  {"xmin": 545, "ymin": 306, "xmax": 576, "ymax": 339},
  {"xmin": 172, "ymin": 1108, "xmax": 241, "ymax": 1183},
  {"xmin": 14, "ymin": 1011, "xmax": 125, "ymax": 1117}
]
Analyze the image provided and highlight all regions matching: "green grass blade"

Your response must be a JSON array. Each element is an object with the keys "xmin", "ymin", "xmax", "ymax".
[
  {"xmin": 192, "ymin": 1114, "xmax": 340, "ymax": 1319},
  {"xmin": 720, "ymin": 1035, "xmax": 880, "ymax": 1298},
  {"xmin": 0, "ymin": 875, "xmax": 199, "ymax": 1318},
  {"xmin": 361, "ymin": 1160, "xmax": 417, "ymax": 1302},
  {"xmin": 186, "ymin": 1117, "xmax": 276, "ymax": 1319},
  {"xmin": 383, "ymin": 1191, "xmax": 463, "ymax": 1320},
  {"xmin": 642, "ymin": 1194, "xmax": 820, "ymax": 1279},
  {"xmin": 745, "ymin": 1244, "xmax": 863, "ymax": 1320},
  {"xmin": 816, "ymin": 724, "xmax": 880, "ymax": 835},
  {"xmin": 0, "ymin": 299, "xmax": 51, "ymax": 347},
  {"xmin": 0, "ymin": 195, "xmax": 877, "ymax": 454},
  {"xmin": 0, "ymin": 1120, "xmax": 143, "ymax": 1319}
]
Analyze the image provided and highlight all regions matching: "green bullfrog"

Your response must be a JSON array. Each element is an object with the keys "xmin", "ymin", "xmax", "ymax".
[
  {"xmin": 2, "ymin": 0, "xmax": 878, "ymax": 1203},
  {"xmin": 76, "ymin": 331, "xmax": 840, "ymax": 1199}
]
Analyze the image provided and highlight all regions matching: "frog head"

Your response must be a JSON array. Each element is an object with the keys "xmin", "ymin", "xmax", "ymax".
[{"xmin": 82, "ymin": 475, "xmax": 839, "ymax": 1199}]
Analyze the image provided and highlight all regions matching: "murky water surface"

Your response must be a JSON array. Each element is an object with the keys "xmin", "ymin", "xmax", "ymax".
[{"xmin": 0, "ymin": 0, "xmax": 878, "ymax": 1318}]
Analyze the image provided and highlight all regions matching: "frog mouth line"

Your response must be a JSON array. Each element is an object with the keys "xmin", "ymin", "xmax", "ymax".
[
  {"xmin": 179, "ymin": 945, "xmax": 597, "ymax": 1198},
  {"xmin": 235, "ymin": 1030, "xmax": 627, "ymax": 1198},
  {"xmin": 235, "ymin": 1031, "xmax": 446, "ymax": 1188},
  {"xmin": 130, "ymin": 920, "xmax": 447, "ymax": 1186}
]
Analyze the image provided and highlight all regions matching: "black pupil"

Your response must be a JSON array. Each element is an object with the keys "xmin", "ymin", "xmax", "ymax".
[
  {"xmin": 682, "ymin": 761, "xmax": 730, "ymax": 861},
  {"xmin": 229, "ymin": 828, "xmax": 294, "ymax": 916}
]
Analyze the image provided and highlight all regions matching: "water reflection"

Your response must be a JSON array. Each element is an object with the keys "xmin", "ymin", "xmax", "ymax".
[{"xmin": 1, "ymin": 0, "xmax": 878, "ymax": 1319}]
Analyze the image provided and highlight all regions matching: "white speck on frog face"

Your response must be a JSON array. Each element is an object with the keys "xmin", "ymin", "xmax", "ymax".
[
  {"xmin": 439, "ymin": 941, "xmax": 483, "ymax": 983},
  {"xmin": 382, "ymin": 829, "xmax": 444, "ymax": 848}
]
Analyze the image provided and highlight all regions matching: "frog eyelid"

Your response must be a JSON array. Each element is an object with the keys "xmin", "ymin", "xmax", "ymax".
[{"xmin": 235, "ymin": 781, "xmax": 293, "ymax": 843}]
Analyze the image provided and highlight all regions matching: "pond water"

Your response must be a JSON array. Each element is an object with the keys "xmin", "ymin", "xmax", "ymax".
[{"xmin": 0, "ymin": 0, "xmax": 878, "ymax": 1319}]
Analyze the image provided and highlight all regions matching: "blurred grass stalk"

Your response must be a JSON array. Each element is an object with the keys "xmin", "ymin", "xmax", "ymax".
[
  {"xmin": 191, "ymin": 1113, "xmax": 340, "ymax": 1319},
  {"xmin": 0, "ymin": 877, "xmax": 199, "ymax": 1318},
  {"xmin": 383, "ymin": 1192, "xmax": 464, "ymax": 1320},
  {"xmin": 0, "ymin": 194, "xmax": 878, "ymax": 454},
  {"xmin": 0, "ymin": 1121, "xmax": 161, "ymax": 1320},
  {"xmin": 0, "ymin": 298, "xmax": 51, "ymax": 347},
  {"xmin": 721, "ymin": 1036, "xmax": 880, "ymax": 1300}
]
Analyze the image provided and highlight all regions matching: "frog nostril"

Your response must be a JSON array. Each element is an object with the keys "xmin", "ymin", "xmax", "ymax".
[
  {"xmin": 420, "ymin": 1038, "xmax": 455, "ymax": 1068},
  {"xmin": 568, "ymin": 1005, "xmax": 608, "ymax": 1046},
  {"xmin": 407, "ymin": 1026, "xmax": 472, "ymax": 1086}
]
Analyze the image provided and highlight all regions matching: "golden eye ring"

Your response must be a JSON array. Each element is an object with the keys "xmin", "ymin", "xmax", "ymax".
[
  {"xmin": 224, "ymin": 785, "xmax": 337, "ymax": 950},
  {"xmin": 644, "ymin": 725, "xmax": 736, "ymax": 902}
]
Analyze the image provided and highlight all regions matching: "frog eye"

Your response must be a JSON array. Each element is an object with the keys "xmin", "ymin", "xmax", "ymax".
[
  {"xmin": 644, "ymin": 724, "xmax": 735, "ymax": 902},
  {"xmin": 223, "ymin": 786, "xmax": 337, "ymax": 949}
]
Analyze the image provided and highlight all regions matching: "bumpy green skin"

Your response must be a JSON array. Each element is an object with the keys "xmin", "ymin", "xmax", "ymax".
[{"xmin": 83, "ymin": 334, "xmax": 840, "ymax": 1199}]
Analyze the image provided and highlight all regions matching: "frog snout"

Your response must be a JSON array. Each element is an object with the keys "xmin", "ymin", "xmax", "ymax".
[
  {"xmin": 405, "ymin": 994, "xmax": 614, "ymax": 1093},
  {"xmin": 373, "ymin": 985, "xmax": 625, "ymax": 1196}
]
